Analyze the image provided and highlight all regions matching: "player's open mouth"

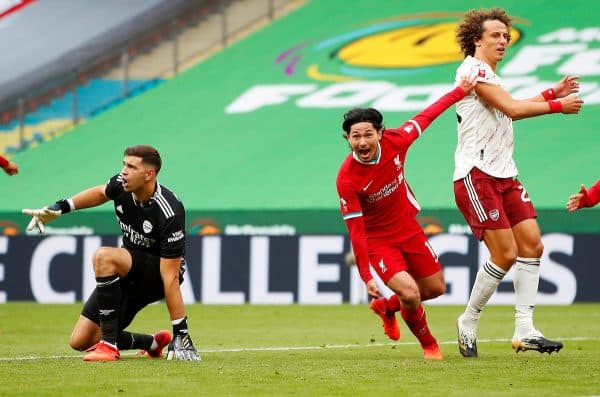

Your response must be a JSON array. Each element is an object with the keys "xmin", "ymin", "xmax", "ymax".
[{"xmin": 359, "ymin": 148, "xmax": 371, "ymax": 159}]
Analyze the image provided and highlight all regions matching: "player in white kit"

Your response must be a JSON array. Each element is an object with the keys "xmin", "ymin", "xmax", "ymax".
[{"xmin": 452, "ymin": 8, "xmax": 584, "ymax": 357}]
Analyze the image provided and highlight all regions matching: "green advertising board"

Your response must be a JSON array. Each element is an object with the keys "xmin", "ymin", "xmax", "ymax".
[{"xmin": 1, "ymin": 0, "xmax": 599, "ymax": 235}]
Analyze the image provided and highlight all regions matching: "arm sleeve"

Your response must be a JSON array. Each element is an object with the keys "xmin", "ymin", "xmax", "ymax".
[
  {"xmin": 104, "ymin": 174, "xmax": 124, "ymax": 200},
  {"xmin": 410, "ymin": 86, "xmax": 466, "ymax": 133},
  {"xmin": 160, "ymin": 210, "xmax": 186, "ymax": 259},
  {"xmin": 337, "ymin": 173, "xmax": 372, "ymax": 283},
  {"xmin": 585, "ymin": 180, "xmax": 600, "ymax": 208},
  {"xmin": 0, "ymin": 155, "xmax": 9, "ymax": 168},
  {"xmin": 385, "ymin": 86, "xmax": 467, "ymax": 150},
  {"xmin": 345, "ymin": 216, "xmax": 372, "ymax": 283}
]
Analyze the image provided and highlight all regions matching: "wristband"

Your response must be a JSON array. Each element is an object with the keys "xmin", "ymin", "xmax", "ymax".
[
  {"xmin": 548, "ymin": 100, "xmax": 562, "ymax": 113},
  {"xmin": 48, "ymin": 198, "xmax": 74, "ymax": 214},
  {"xmin": 0, "ymin": 155, "xmax": 9, "ymax": 169},
  {"xmin": 541, "ymin": 88, "xmax": 556, "ymax": 100}
]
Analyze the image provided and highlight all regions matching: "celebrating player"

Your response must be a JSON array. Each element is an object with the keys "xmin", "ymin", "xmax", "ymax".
[
  {"xmin": 22, "ymin": 145, "xmax": 201, "ymax": 362},
  {"xmin": 566, "ymin": 180, "xmax": 600, "ymax": 211},
  {"xmin": 336, "ymin": 76, "xmax": 477, "ymax": 360},
  {"xmin": 453, "ymin": 8, "xmax": 583, "ymax": 358}
]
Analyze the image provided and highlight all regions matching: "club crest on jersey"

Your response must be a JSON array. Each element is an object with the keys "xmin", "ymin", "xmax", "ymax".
[
  {"xmin": 489, "ymin": 209, "xmax": 500, "ymax": 221},
  {"xmin": 393, "ymin": 155, "xmax": 402, "ymax": 171},
  {"xmin": 142, "ymin": 220, "xmax": 153, "ymax": 233},
  {"xmin": 378, "ymin": 259, "xmax": 387, "ymax": 273}
]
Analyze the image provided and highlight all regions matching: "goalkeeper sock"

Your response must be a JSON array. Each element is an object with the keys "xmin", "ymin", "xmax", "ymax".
[
  {"xmin": 400, "ymin": 304, "xmax": 436, "ymax": 347},
  {"xmin": 96, "ymin": 274, "xmax": 121, "ymax": 346},
  {"xmin": 172, "ymin": 316, "xmax": 189, "ymax": 335},
  {"xmin": 117, "ymin": 331, "xmax": 153, "ymax": 351}
]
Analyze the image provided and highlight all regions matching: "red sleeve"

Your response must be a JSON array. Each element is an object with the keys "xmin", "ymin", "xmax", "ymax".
[
  {"xmin": 410, "ymin": 86, "xmax": 466, "ymax": 133},
  {"xmin": 336, "ymin": 168, "xmax": 372, "ymax": 284},
  {"xmin": 0, "ymin": 155, "xmax": 9, "ymax": 169},
  {"xmin": 585, "ymin": 180, "xmax": 600, "ymax": 207},
  {"xmin": 345, "ymin": 216, "xmax": 372, "ymax": 284}
]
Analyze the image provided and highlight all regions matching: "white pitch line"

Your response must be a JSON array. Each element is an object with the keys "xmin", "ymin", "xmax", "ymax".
[{"xmin": 0, "ymin": 336, "xmax": 596, "ymax": 362}]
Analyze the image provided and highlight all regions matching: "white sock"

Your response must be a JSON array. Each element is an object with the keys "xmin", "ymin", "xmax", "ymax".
[
  {"xmin": 461, "ymin": 260, "xmax": 506, "ymax": 330},
  {"xmin": 513, "ymin": 257, "xmax": 540, "ymax": 339}
]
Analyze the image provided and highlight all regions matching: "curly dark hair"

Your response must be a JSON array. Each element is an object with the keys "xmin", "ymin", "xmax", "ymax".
[{"xmin": 456, "ymin": 8, "xmax": 512, "ymax": 57}]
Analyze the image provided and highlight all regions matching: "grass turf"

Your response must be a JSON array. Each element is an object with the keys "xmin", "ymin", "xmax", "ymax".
[{"xmin": 0, "ymin": 303, "xmax": 598, "ymax": 396}]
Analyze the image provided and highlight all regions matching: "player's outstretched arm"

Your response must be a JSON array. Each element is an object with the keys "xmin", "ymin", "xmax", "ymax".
[
  {"xmin": 22, "ymin": 185, "xmax": 108, "ymax": 234},
  {"xmin": 476, "ymin": 82, "xmax": 583, "ymax": 120}
]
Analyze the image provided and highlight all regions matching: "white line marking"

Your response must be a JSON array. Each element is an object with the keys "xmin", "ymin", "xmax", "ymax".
[{"xmin": 0, "ymin": 336, "xmax": 596, "ymax": 361}]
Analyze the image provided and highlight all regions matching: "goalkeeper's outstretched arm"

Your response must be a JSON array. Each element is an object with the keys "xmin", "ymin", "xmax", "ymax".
[{"xmin": 22, "ymin": 185, "xmax": 109, "ymax": 234}]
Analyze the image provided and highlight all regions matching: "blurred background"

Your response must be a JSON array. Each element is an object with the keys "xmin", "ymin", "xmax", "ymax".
[{"xmin": 0, "ymin": 0, "xmax": 598, "ymax": 304}]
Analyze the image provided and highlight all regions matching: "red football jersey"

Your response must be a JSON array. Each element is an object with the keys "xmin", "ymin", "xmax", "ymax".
[
  {"xmin": 337, "ymin": 125, "xmax": 421, "ymax": 239},
  {"xmin": 336, "ymin": 86, "xmax": 466, "ymax": 283}
]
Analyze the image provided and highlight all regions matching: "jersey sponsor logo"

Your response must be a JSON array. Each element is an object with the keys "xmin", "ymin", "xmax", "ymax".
[
  {"xmin": 168, "ymin": 230, "xmax": 184, "ymax": 243},
  {"xmin": 489, "ymin": 209, "xmax": 500, "ymax": 221},
  {"xmin": 403, "ymin": 125, "xmax": 414, "ymax": 134},
  {"xmin": 142, "ymin": 220, "xmax": 153, "ymax": 233},
  {"xmin": 119, "ymin": 220, "xmax": 156, "ymax": 248},
  {"xmin": 366, "ymin": 175, "xmax": 402, "ymax": 204},
  {"xmin": 99, "ymin": 309, "xmax": 115, "ymax": 316},
  {"xmin": 362, "ymin": 180, "xmax": 374, "ymax": 191},
  {"xmin": 116, "ymin": 205, "xmax": 123, "ymax": 214}
]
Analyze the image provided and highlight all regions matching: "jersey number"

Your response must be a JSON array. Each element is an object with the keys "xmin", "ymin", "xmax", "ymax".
[{"xmin": 518, "ymin": 185, "xmax": 531, "ymax": 203}]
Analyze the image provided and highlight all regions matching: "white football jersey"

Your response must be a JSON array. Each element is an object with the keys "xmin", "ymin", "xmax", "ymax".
[{"xmin": 453, "ymin": 56, "xmax": 518, "ymax": 180}]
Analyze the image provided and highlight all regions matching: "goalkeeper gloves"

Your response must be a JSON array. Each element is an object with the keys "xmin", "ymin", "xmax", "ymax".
[
  {"xmin": 22, "ymin": 199, "xmax": 72, "ymax": 235},
  {"xmin": 166, "ymin": 317, "xmax": 201, "ymax": 361},
  {"xmin": 166, "ymin": 332, "xmax": 201, "ymax": 361}
]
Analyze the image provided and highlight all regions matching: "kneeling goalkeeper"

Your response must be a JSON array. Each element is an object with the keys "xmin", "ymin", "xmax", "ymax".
[{"xmin": 23, "ymin": 145, "xmax": 201, "ymax": 362}]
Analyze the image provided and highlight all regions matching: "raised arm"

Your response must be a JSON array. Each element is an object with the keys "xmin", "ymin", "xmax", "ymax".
[{"xmin": 476, "ymin": 82, "xmax": 583, "ymax": 120}]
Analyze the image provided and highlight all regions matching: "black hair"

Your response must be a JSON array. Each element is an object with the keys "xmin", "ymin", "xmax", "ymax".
[{"xmin": 342, "ymin": 108, "xmax": 384, "ymax": 134}]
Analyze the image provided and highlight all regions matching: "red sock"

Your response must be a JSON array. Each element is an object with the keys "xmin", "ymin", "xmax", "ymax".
[
  {"xmin": 400, "ymin": 304, "xmax": 437, "ymax": 347},
  {"xmin": 386, "ymin": 294, "xmax": 401, "ymax": 312}
]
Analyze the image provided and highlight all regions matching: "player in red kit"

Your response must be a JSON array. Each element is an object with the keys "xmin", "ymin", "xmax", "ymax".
[
  {"xmin": 336, "ymin": 76, "xmax": 477, "ymax": 360},
  {"xmin": 567, "ymin": 180, "xmax": 600, "ymax": 211}
]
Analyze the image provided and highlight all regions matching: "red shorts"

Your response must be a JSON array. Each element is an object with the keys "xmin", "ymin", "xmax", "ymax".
[
  {"xmin": 454, "ymin": 167, "xmax": 537, "ymax": 240},
  {"xmin": 368, "ymin": 231, "xmax": 441, "ymax": 284}
]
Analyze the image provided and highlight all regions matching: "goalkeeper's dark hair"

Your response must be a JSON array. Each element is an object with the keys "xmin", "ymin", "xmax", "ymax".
[
  {"xmin": 124, "ymin": 145, "xmax": 162, "ymax": 174},
  {"xmin": 342, "ymin": 108, "xmax": 384, "ymax": 134}
]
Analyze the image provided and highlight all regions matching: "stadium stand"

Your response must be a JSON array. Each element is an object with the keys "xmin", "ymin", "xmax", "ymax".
[{"xmin": 0, "ymin": 0, "xmax": 598, "ymax": 235}]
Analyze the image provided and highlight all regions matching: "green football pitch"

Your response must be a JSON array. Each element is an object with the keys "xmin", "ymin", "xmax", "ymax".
[{"xmin": 1, "ymin": 303, "xmax": 598, "ymax": 396}]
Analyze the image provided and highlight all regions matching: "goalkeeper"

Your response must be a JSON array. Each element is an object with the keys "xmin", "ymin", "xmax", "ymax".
[{"xmin": 22, "ymin": 145, "xmax": 200, "ymax": 362}]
